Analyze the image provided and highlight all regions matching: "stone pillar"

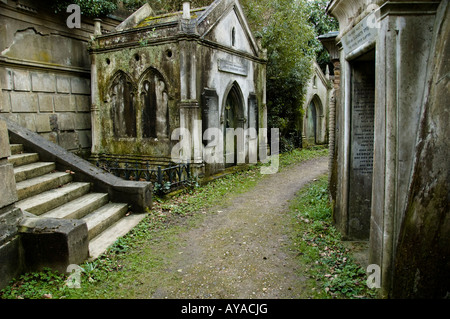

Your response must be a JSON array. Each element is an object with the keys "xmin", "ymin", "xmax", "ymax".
[
  {"xmin": 90, "ymin": 53, "xmax": 101, "ymax": 156},
  {"xmin": 179, "ymin": 35, "xmax": 202, "ymax": 168},
  {"xmin": 0, "ymin": 118, "xmax": 24, "ymax": 289}
]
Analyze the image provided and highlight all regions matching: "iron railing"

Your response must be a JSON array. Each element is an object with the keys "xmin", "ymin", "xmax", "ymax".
[{"xmin": 95, "ymin": 160, "xmax": 191, "ymax": 192}]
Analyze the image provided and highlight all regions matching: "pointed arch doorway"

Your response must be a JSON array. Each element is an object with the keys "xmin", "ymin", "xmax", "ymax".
[{"xmin": 223, "ymin": 83, "xmax": 244, "ymax": 168}]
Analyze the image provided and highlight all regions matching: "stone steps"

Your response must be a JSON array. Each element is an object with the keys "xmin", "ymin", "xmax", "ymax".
[
  {"xmin": 8, "ymin": 152, "xmax": 39, "ymax": 167},
  {"xmin": 10, "ymin": 143, "xmax": 144, "ymax": 259},
  {"xmin": 14, "ymin": 161, "xmax": 56, "ymax": 183},
  {"xmin": 88, "ymin": 213, "xmax": 146, "ymax": 260},
  {"xmin": 16, "ymin": 182, "xmax": 91, "ymax": 216},
  {"xmin": 16, "ymin": 171, "xmax": 73, "ymax": 201},
  {"xmin": 42, "ymin": 193, "xmax": 109, "ymax": 220},
  {"xmin": 84, "ymin": 202, "xmax": 129, "ymax": 240}
]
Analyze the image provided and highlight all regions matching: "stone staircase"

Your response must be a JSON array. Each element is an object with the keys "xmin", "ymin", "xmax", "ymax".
[{"xmin": 9, "ymin": 143, "xmax": 146, "ymax": 260}]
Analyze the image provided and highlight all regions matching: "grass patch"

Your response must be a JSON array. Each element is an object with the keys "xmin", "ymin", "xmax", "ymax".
[
  {"xmin": 289, "ymin": 175, "xmax": 377, "ymax": 299},
  {"xmin": 0, "ymin": 147, "xmax": 329, "ymax": 299}
]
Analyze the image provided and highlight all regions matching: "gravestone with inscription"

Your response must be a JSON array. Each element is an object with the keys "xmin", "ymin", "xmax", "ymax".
[{"xmin": 347, "ymin": 54, "xmax": 375, "ymax": 240}]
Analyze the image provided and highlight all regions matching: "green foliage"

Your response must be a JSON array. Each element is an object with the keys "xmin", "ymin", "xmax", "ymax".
[
  {"xmin": 241, "ymin": 0, "xmax": 316, "ymax": 146},
  {"xmin": 290, "ymin": 176, "xmax": 376, "ymax": 299},
  {"xmin": 121, "ymin": 0, "xmax": 213, "ymax": 14},
  {"xmin": 305, "ymin": 0, "xmax": 339, "ymax": 72},
  {"xmin": 0, "ymin": 268, "xmax": 65, "ymax": 299},
  {"xmin": 45, "ymin": 0, "xmax": 119, "ymax": 17}
]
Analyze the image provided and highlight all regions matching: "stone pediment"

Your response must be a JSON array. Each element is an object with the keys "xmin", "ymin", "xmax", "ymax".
[
  {"xmin": 196, "ymin": 0, "xmax": 260, "ymax": 56},
  {"xmin": 108, "ymin": 0, "xmax": 260, "ymax": 57}
]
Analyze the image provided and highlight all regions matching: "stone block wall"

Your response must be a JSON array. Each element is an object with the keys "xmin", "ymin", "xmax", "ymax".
[
  {"xmin": 0, "ymin": 69, "xmax": 92, "ymax": 155},
  {"xmin": 0, "ymin": 0, "xmax": 121, "ymax": 157},
  {"xmin": 0, "ymin": 118, "xmax": 24, "ymax": 289}
]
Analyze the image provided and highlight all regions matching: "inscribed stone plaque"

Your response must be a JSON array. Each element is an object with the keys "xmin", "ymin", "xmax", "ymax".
[
  {"xmin": 348, "ymin": 55, "xmax": 375, "ymax": 240},
  {"xmin": 218, "ymin": 59, "xmax": 248, "ymax": 76},
  {"xmin": 341, "ymin": 12, "xmax": 378, "ymax": 54}
]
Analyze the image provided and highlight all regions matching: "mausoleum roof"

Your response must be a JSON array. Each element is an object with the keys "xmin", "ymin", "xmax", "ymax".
[{"xmin": 136, "ymin": 7, "xmax": 208, "ymax": 28}]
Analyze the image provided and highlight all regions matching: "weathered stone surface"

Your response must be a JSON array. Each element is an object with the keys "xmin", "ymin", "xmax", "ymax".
[
  {"xmin": 0, "ymin": 68, "xmax": 13, "ymax": 91},
  {"xmin": 71, "ymin": 77, "xmax": 90, "ymax": 95},
  {"xmin": 56, "ymin": 76, "xmax": 71, "ymax": 93},
  {"xmin": 327, "ymin": 0, "xmax": 448, "ymax": 298},
  {"xmin": 0, "ymin": 207, "xmax": 23, "ymax": 245},
  {"xmin": 54, "ymin": 94, "xmax": 76, "ymax": 112},
  {"xmin": 58, "ymin": 131, "xmax": 79, "ymax": 150},
  {"xmin": 74, "ymin": 113, "xmax": 91, "ymax": 130},
  {"xmin": 4, "ymin": 117, "xmax": 152, "ymax": 212},
  {"xmin": 37, "ymin": 93, "xmax": 54, "ymax": 112},
  {"xmin": 19, "ymin": 217, "xmax": 89, "ymax": 273},
  {"xmin": 75, "ymin": 95, "xmax": 91, "ymax": 112},
  {"xmin": 13, "ymin": 69, "xmax": 31, "ymax": 92},
  {"xmin": 35, "ymin": 114, "xmax": 51, "ymax": 133},
  {"xmin": 392, "ymin": 0, "xmax": 450, "ymax": 298},
  {"xmin": 57, "ymin": 113, "xmax": 75, "ymax": 131},
  {"xmin": 0, "ymin": 235, "xmax": 22, "ymax": 289},
  {"xmin": 31, "ymin": 72, "xmax": 56, "ymax": 93},
  {"xmin": 17, "ymin": 113, "xmax": 36, "ymax": 132},
  {"xmin": 0, "ymin": 163, "xmax": 17, "ymax": 209},
  {"xmin": 0, "ymin": 119, "xmax": 11, "ymax": 158},
  {"xmin": 0, "ymin": 90, "xmax": 11, "ymax": 113},
  {"xmin": 77, "ymin": 130, "xmax": 92, "ymax": 148},
  {"xmin": 90, "ymin": 0, "xmax": 267, "ymax": 176},
  {"xmin": 10, "ymin": 91, "xmax": 38, "ymax": 113}
]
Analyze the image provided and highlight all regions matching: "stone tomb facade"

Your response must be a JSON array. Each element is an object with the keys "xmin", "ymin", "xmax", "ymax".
[
  {"xmin": 327, "ymin": 0, "xmax": 449, "ymax": 298},
  {"xmin": 302, "ymin": 61, "xmax": 333, "ymax": 146},
  {"xmin": 89, "ymin": 0, "xmax": 267, "ymax": 176}
]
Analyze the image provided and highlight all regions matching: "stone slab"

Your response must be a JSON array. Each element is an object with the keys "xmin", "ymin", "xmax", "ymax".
[
  {"xmin": 0, "ymin": 162, "xmax": 18, "ymax": 209},
  {"xmin": 31, "ymin": 72, "xmax": 56, "ymax": 93},
  {"xmin": 71, "ymin": 77, "xmax": 90, "ymax": 94},
  {"xmin": 13, "ymin": 69, "xmax": 31, "ymax": 92},
  {"xmin": 0, "ymin": 119, "xmax": 11, "ymax": 158},
  {"xmin": 0, "ymin": 207, "xmax": 23, "ymax": 245},
  {"xmin": 0, "ymin": 235, "xmax": 22, "ymax": 289},
  {"xmin": 54, "ymin": 94, "xmax": 76, "ymax": 112},
  {"xmin": 19, "ymin": 217, "xmax": 89, "ymax": 273},
  {"xmin": 56, "ymin": 76, "xmax": 71, "ymax": 93},
  {"xmin": 38, "ymin": 94, "xmax": 54, "ymax": 112},
  {"xmin": 10, "ymin": 91, "xmax": 38, "ymax": 113}
]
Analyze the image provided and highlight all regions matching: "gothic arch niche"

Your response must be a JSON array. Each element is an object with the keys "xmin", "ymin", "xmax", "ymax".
[
  {"xmin": 109, "ymin": 71, "xmax": 137, "ymax": 138},
  {"xmin": 223, "ymin": 81, "xmax": 245, "ymax": 167},
  {"xmin": 304, "ymin": 95, "xmax": 323, "ymax": 145},
  {"xmin": 139, "ymin": 68, "xmax": 169, "ymax": 139}
]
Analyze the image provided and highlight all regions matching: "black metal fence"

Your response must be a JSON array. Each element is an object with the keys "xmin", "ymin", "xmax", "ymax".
[{"xmin": 96, "ymin": 160, "xmax": 191, "ymax": 192}]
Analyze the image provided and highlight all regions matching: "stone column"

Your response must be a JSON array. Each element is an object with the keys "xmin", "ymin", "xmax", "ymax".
[{"xmin": 0, "ymin": 118, "xmax": 23, "ymax": 289}]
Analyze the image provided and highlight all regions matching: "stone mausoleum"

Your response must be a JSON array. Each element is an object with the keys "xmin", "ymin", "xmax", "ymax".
[
  {"xmin": 89, "ymin": 0, "xmax": 267, "ymax": 176},
  {"xmin": 326, "ymin": 0, "xmax": 449, "ymax": 298}
]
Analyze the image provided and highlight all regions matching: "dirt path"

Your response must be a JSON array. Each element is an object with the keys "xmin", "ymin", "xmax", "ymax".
[{"xmin": 146, "ymin": 156, "xmax": 328, "ymax": 299}]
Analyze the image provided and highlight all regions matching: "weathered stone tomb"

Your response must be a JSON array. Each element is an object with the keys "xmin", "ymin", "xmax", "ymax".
[
  {"xmin": 89, "ymin": 0, "xmax": 267, "ymax": 176},
  {"xmin": 326, "ymin": 0, "xmax": 449, "ymax": 298}
]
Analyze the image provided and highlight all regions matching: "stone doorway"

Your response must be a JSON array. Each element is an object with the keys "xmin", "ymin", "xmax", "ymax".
[
  {"xmin": 347, "ymin": 49, "xmax": 375, "ymax": 240},
  {"xmin": 223, "ymin": 83, "xmax": 244, "ymax": 167}
]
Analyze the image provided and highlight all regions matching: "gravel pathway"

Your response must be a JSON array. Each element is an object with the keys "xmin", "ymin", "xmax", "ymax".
[{"xmin": 149, "ymin": 156, "xmax": 329, "ymax": 299}]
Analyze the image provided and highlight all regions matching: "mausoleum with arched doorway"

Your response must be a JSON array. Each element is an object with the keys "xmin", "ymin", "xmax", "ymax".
[
  {"xmin": 89, "ymin": 0, "xmax": 267, "ymax": 177},
  {"xmin": 302, "ymin": 62, "xmax": 333, "ymax": 146}
]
